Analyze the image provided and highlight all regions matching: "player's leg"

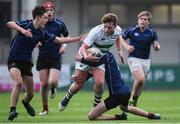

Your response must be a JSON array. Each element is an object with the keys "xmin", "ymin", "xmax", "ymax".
[
  {"xmin": 88, "ymin": 95, "xmax": 128, "ymax": 120},
  {"xmin": 8, "ymin": 67, "xmax": 22, "ymax": 121},
  {"xmin": 38, "ymin": 69, "xmax": 49, "ymax": 115},
  {"xmin": 120, "ymin": 105, "xmax": 160, "ymax": 119},
  {"xmin": 130, "ymin": 69, "xmax": 145, "ymax": 106},
  {"xmin": 128, "ymin": 57, "xmax": 145, "ymax": 106},
  {"xmin": 49, "ymin": 68, "xmax": 60, "ymax": 99},
  {"xmin": 88, "ymin": 102, "xmax": 107, "ymax": 120},
  {"xmin": 48, "ymin": 58, "xmax": 61, "ymax": 99},
  {"xmin": 59, "ymin": 69, "xmax": 89, "ymax": 111},
  {"xmin": 22, "ymin": 75, "xmax": 35, "ymax": 117},
  {"xmin": 91, "ymin": 67, "xmax": 105, "ymax": 107}
]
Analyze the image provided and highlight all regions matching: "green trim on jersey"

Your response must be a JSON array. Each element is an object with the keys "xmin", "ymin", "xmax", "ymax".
[{"xmin": 94, "ymin": 42, "xmax": 114, "ymax": 48}]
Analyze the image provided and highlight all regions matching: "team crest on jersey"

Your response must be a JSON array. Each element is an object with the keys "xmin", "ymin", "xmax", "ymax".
[{"xmin": 134, "ymin": 33, "xmax": 139, "ymax": 36}]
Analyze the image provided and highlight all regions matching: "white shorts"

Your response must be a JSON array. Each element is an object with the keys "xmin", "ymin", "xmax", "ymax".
[
  {"xmin": 128, "ymin": 57, "xmax": 150, "ymax": 76},
  {"xmin": 75, "ymin": 61, "xmax": 105, "ymax": 71}
]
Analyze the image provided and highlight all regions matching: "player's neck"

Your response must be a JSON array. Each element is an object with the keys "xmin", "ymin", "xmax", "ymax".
[
  {"xmin": 139, "ymin": 26, "xmax": 148, "ymax": 32},
  {"xmin": 33, "ymin": 20, "xmax": 40, "ymax": 29}
]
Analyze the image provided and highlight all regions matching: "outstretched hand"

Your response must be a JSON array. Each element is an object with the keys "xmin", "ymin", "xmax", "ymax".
[
  {"xmin": 79, "ymin": 33, "xmax": 88, "ymax": 42},
  {"xmin": 153, "ymin": 41, "xmax": 160, "ymax": 51}
]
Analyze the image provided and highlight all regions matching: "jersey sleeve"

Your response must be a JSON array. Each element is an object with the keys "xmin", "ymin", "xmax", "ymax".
[
  {"xmin": 15, "ymin": 19, "xmax": 32, "ymax": 28},
  {"xmin": 122, "ymin": 27, "xmax": 132, "ymax": 40},
  {"xmin": 152, "ymin": 30, "xmax": 158, "ymax": 42},
  {"xmin": 61, "ymin": 22, "xmax": 69, "ymax": 37},
  {"xmin": 40, "ymin": 30, "xmax": 56, "ymax": 44},
  {"xmin": 84, "ymin": 26, "xmax": 99, "ymax": 47}
]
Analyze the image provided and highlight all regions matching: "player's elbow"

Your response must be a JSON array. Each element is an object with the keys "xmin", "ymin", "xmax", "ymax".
[
  {"xmin": 6, "ymin": 21, "xmax": 15, "ymax": 28},
  {"xmin": 6, "ymin": 21, "xmax": 12, "ymax": 27}
]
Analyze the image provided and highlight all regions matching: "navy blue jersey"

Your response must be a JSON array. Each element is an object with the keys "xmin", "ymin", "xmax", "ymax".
[
  {"xmin": 81, "ymin": 52, "xmax": 130, "ymax": 95},
  {"xmin": 122, "ymin": 26, "xmax": 158, "ymax": 59},
  {"xmin": 104, "ymin": 52, "xmax": 130, "ymax": 95},
  {"xmin": 8, "ymin": 19, "xmax": 56, "ymax": 62},
  {"xmin": 38, "ymin": 18, "xmax": 69, "ymax": 58}
]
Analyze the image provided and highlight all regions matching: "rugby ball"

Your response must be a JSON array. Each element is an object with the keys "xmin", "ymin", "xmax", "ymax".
[{"xmin": 86, "ymin": 47, "xmax": 103, "ymax": 58}]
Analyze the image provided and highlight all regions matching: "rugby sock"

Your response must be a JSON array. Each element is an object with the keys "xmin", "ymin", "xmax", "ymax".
[
  {"xmin": 50, "ymin": 87, "xmax": 55, "ymax": 94},
  {"xmin": 93, "ymin": 92, "xmax": 102, "ymax": 107},
  {"xmin": 148, "ymin": 112, "xmax": 154, "ymax": 119},
  {"xmin": 43, "ymin": 104, "xmax": 48, "ymax": 111},
  {"xmin": 10, "ymin": 107, "xmax": 16, "ymax": 113},
  {"xmin": 132, "ymin": 96, "xmax": 138, "ymax": 101},
  {"xmin": 130, "ymin": 96, "xmax": 138, "ymax": 106},
  {"xmin": 65, "ymin": 89, "xmax": 73, "ymax": 100}
]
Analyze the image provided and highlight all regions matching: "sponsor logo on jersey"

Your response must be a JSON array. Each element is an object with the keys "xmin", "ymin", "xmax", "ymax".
[{"xmin": 134, "ymin": 33, "xmax": 139, "ymax": 36}]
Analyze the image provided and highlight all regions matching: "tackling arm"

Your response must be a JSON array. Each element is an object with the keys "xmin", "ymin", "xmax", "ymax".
[
  {"xmin": 6, "ymin": 21, "xmax": 32, "ymax": 38},
  {"xmin": 54, "ymin": 35, "xmax": 83, "ymax": 44}
]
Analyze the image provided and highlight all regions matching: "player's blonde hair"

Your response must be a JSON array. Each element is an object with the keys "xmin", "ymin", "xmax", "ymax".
[
  {"xmin": 101, "ymin": 13, "xmax": 118, "ymax": 26},
  {"xmin": 137, "ymin": 11, "xmax": 152, "ymax": 22}
]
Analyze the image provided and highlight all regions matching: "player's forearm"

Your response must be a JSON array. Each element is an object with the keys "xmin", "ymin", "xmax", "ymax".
[
  {"xmin": 115, "ymin": 37, "xmax": 123, "ymax": 52},
  {"xmin": 54, "ymin": 36, "xmax": 80, "ymax": 44},
  {"xmin": 6, "ymin": 21, "xmax": 24, "ymax": 33},
  {"xmin": 120, "ymin": 37, "xmax": 129, "ymax": 50},
  {"xmin": 79, "ymin": 46, "xmax": 88, "ymax": 59}
]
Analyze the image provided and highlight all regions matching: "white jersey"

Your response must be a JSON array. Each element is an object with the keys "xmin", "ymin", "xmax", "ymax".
[{"xmin": 84, "ymin": 24, "xmax": 122, "ymax": 53}]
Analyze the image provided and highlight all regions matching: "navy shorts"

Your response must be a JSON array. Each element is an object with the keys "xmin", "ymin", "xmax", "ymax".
[
  {"xmin": 7, "ymin": 59, "xmax": 33, "ymax": 76},
  {"xmin": 104, "ymin": 92, "xmax": 131, "ymax": 110},
  {"xmin": 36, "ymin": 56, "xmax": 62, "ymax": 71}
]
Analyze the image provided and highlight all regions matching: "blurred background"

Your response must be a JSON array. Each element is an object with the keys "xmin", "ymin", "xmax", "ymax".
[{"xmin": 0, "ymin": 0, "xmax": 180, "ymax": 92}]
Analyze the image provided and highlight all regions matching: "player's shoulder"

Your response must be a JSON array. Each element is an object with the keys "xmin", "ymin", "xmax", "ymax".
[
  {"xmin": 115, "ymin": 25, "xmax": 122, "ymax": 33},
  {"xmin": 17, "ymin": 19, "xmax": 32, "ymax": 24},
  {"xmin": 147, "ymin": 26, "xmax": 156, "ymax": 32},
  {"xmin": 127, "ymin": 25, "xmax": 138, "ymax": 31},
  {"xmin": 92, "ymin": 24, "xmax": 102, "ymax": 30},
  {"xmin": 53, "ymin": 18, "xmax": 66, "ymax": 25},
  {"xmin": 90, "ymin": 24, "xmax": 103, "ymax": 34},
  {"xmin": 124, "ymin": 25, "xmax": 138, "ymax": 34}
]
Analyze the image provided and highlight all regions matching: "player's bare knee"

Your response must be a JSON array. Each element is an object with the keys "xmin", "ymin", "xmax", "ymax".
[
  {"xmin": 120, "ymin": 105, "xmax": 128, "ymax": 112},
  {"xmin": 14, "ymin": 82, "xmax": 22, "ymax": 89},
  {"xmin": 88, "ymin": 113, "xmax": 95, "ymax": 120},
  {"xmin": 40, "ymin": 81, "xmax": 48, "ymax": 87},
  {"xmin": 137, "ymin": 77, "xmax": 145, "ymax": 83},
  {"xmin": 50, "ymin": 81, "xmax": 58, "ymax": 87},
  {"xmin": 73, "ymin": 74, "xmax": 81, "ymax": 82}
]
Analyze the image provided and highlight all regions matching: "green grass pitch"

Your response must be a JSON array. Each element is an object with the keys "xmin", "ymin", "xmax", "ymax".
[{"xmin": 0, "ymin": 90, "xmax": 180, "ymax": 123}]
